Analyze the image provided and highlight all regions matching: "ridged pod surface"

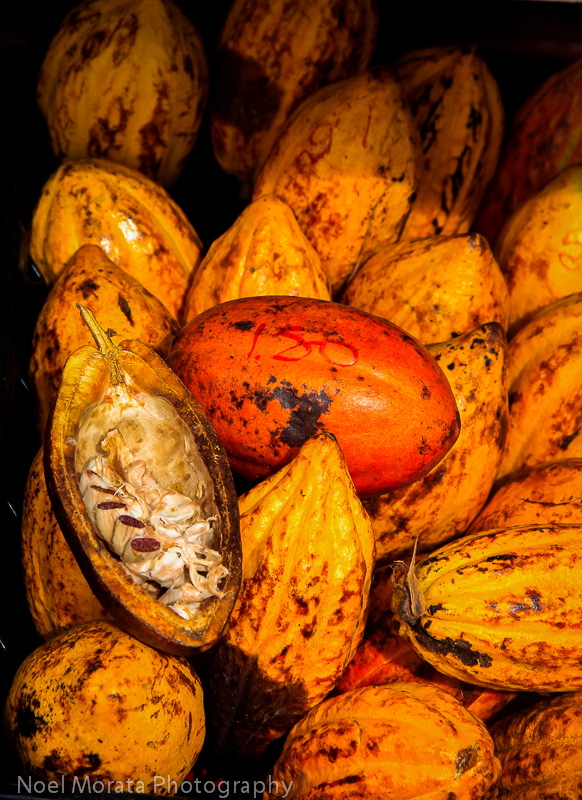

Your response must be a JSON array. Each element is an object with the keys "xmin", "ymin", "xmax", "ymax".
[
  {"xmin": 495, "ymin": 164, "xmax": 582, "ymax": 334},
  {"xmin": 392, "ymin": 523, "xmax": 582, "ymax": 691},
  {"xmin": 3, "ymin": 620, "xmax": 205, "ymax": 791},
  {"xmin": 365, "ymin": 322, "xmax": 508, "ymax": 564},
  {"xmin": 167, "ymin": 295, "xmax": 461, "ymax": 498},
  {"xmin": 266, "ymin": 682, "xmax": 500, "ymax": 799},
  {"xmin": 253, "ymin": 67, "xmax": 419, "ymax": 295},
  {"xmin": 22, "ymin": 448, "xmax": 109, "ymax": 641},
  {"xmin": 206, "ymin": 433, "xmax": 375, "ymax": 757},
  {"xmin": 497, "ymin": 292, "xmax": 582, "ymax": 481},
  {"xmin": 183, "ymin": 194, "xmax": 331, "ymax": 321},
  {"xmin": 476, "ymin": 56, "xmax": 582, "ymax": 248},
  {"xmin": 30, "ymin": 158, "xmax": 203, "ymax": 321},
  {"xmin": 489, "ymin": 691, "xmax": 582, "ymax": 799},
  {"xmin": 29, "ymin": 244, "xmax": 179, "ymax": 438},
  {"xmin": 37, "ymin": 0, "xmax": 209, "ymax": 186},
  {"xmin": 341, "ymin": 232, "xmax": 510, "ymax": 344},
  {"xmin": 210, "ymin": 0, "xmax": 377, "ymax": 182},
  {"xmin": 469, "ymin": 458, "xmax": 582, "ymax": 534},
  {"xmin": 394, "ymin": 45, "xmax": 504, "ymax": 241}
]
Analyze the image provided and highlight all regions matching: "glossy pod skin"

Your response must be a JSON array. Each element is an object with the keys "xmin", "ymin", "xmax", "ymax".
[{"xmin": 167, "ymin": 296, "xmax": 461, "ymax": 498}]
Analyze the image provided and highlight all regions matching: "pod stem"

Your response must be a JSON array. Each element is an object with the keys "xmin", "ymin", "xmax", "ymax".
[{"xmin": 77, "ymin": 304, "xmax": 124, "ymax": 385}]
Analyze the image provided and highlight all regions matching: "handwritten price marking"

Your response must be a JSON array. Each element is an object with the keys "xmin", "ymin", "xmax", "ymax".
[
  {"xmin": 558, "ymin": 230, "xmax": 582, "ymax": 271},
  {"xmin": 247, "ymin": 324, "xmax": 359, "ymax": 366}
]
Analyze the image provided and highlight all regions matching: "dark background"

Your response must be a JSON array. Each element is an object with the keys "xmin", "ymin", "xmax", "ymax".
[{"xmin": 2, "ymin": 0, "xmax": 582, "ymax": 793}]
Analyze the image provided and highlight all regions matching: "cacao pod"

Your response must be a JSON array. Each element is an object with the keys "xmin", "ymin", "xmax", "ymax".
[
  {"xmin": 476, "ymin": 56, "xmax": 582, "ymax": 248},
  {"xmin": 29, "ymin": 158, "xmax": 203, "ymax": 321},
  {"xmin": 365, "ymin": 322, "xmax": 508, "ymax": 563},
  {"xmin": 166, "ymin": 295, "xmax": 461, "ymax": 498},
  {"xmin": 210, "ymin": 0, "xmax": 378, "ymax": 182},
  {"xmin": 206, "ymin": 432, "xmax": 375, "ymax": 757},
  {"xmin": 341, "ymin": 232, "xmax": 510, "ymax": 343},
  {"xmin": 3, "ymin": 620, "xmax": 205, "ymax": 791},
  {"xmin": 392, "ymin": 522, "xmax": 582, "ymax": 691},
  {"xmin": 22, "ymin": 448, "xmax": 109, "ymax": 640},
  {"xmin": 183, "ymin": 193, "xmax": 331, "ymax": 321},
  {"xmin": 29, "ymin": 244, "xmax": 179, "ymax": 439},
  {"xmin": 497, "ymin": 292, "xmax": 582, "ymax": 481},
  {"xmin": 44, "ymin": 305, "xmax": 241, "ymax": 655},
  {"xmin": 495, "ymin": 164, "xmax": 582, "ymax": 335},
  {"xmin": 37, "ymin": 0, "xmax": 209, "ymax": 187},
  {"xmin": 253, "ymin": 67, "xmax": 420, "ymax": 295},
  {"xmin": 266, "ymin": 681, "xmax": 501, "ymax": 799},
  {"xmin": 395, "ymin": 45, "xmax": 504, "ymax": 240}
]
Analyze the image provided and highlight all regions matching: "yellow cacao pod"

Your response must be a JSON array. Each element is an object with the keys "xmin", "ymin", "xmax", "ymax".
[
  {"xmin": 341, "ymin": 232, "xmax": 510, "ymax": 344},
  {"xmin": 267, "ymin": 682, "xmax": 500, "ymax": 799},
  {"xmin": 206, "ymin": 432, "xmax": 375, "ymax": 757},
  {"xmin": 29, "ymin": 158, "xmax": 202, "ymax": 321},
  {"xmin": 211, "ymin": 0, "xmax": 378, "ymax": 181},
  {"xmin": 253, "ymin": 67, "xmax": 420, "ymax": 295},
  {"xmin": 490, "ymin": 691, "xmax": 582, "ymax": 799},
  {"xmin": 365, "ymin": 322, "xmax": 508, "ymax": 563},
  {"xmin": 394, "ymin": 45, "xmax": 504, "ymax": 240},
  {"xmin": 22, "ymin": 448, "xmax": 109, "ymax": 640},
  {"xmin": 3, "ymin": 620, "xmax": 205, "ymax": 791},
  {"xmin": 37, "ymin": 0, "xmax": 209, "ymax": 186},
  {"xmin": 183, "ymin": 193, "xmax": 331, "ymax": 321},
  {"xmin": 392, "ymin": 523, "xmax": 582, "ymax": 692}
]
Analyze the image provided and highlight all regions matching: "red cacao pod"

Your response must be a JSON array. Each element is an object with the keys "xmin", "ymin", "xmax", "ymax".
[{"xmin": 167, "ymin": 296, "xmax": 460, "ymax": 497}]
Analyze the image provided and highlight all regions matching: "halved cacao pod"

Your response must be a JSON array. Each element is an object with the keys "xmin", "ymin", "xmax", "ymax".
[
  {"xmin": 22, "ymin": 448, "xmax": 109, "ymax": 640},
  {"xmin": 469, "ymin": 458, "xmax": 582, "ymax": 534},
  {"xmin": 364, "ymin": 322, "xmax": 508, "ymax": 563},
  {"xmin": 3, "ymin": 620, "xmax": 206, "ymax": 790},
  {"xmin": 341, "ymin": 232, "xmax": 510, "ymax": 343},
  {"xmin": 167, "ymin": 295, "xmax": 461, "ymax": 498},
  {"xmin": 37, "ymin": 0, "xmax": 209, "ymax": 187},
  {"xmin": 252, "ymin": 66, "xmax": 420, "ymax": 295},
  {"xmin": 183, "ymin": 193, "xmax": 331, "ymax": 322},
  {"xmin": 30, "ymin": 243, "xmax": 179, "ymax": 439},
  {"xmin": 392, "ymin": 522, "xmax": 582, "ymax": 691},
  {"xmin": 266, "ymin": 681, "xmax": 501, "ymax": 799},
  {"xmin": 30, "ymin": 158, "xmax": 203, "ymax": 321},
  {"xmin": 497, "ymin": 292, "xmax": 582, "ymax": 481},
  {"xmin": 44, "ymin": 306, "xmax": 241, "ymax": 655},
  {"xmin": 490, "ymin": 691, "xmax": 582, "ymax": 799},
  {"xmin": 210, "ymin": 0, "xmax": 378, "ymax": 182},
  {"xmin": 476, "ymin": 56, "xmax": 582, "ymax": 248},
  {"xmin": 206, "ymin": 432, "xmax": 375, "ymax": 757},
  {"xmin": 395, "ymin": 45, "xmax": 504, "ymax": 240},
  {"xmin": 495, "ymin": 164, "xmax": 582, "ymax": 335}
]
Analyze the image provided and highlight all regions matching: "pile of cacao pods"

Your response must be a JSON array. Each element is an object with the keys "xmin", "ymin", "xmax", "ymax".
[{"xmin": 3, "ymin": 1, "xmax": 582, "ymax": 798}]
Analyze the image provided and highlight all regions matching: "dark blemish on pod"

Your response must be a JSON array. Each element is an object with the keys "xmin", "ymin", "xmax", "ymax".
[
  {"xmin": 117, "ymin": 295, "xmax": 134, "ymax": 325},
  {"xmin": 231, "ymin": 320, "xmax": 255, "ymax": 332}
]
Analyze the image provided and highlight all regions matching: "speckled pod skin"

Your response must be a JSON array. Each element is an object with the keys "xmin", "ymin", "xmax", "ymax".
[
  {"xmin": 30, "ymin": 158, "xmax": 203, "ymax": 321},
  {"xmin": 395, "ymin": 45, "xmax": 504, "ymax": 241},
  {"xmin": 341, "ymin": 232, "xmax": 510, "ymax": 344},
  {"xmin": 392, "ymin": 523, "xmax": 582, "ymax": 692},
  {"xmin": 495, "ymin": 164, "xmax": 582, "ymax": 335},
  {"xmin": 265, "ymin": 682, "xmax": 500, "ymax": 799},
  {"xmin": 469, "ymin": 458, "xmax": 582, "ymax": 533},
  {"xmin": 477, "ymin": 56, "xmax": 582, "ymax": 249},
  {"xmin": 210, "ymin": 0, "xmax": 377, "ymax": 182},
  {"xmin": 206, "ymin": 433, "xmax": 375, "ymax": 757},
  {"xmin": 3, "ymin": 620, "xmax": 205, "ymax": 792},
  {"xmin": 497, "ymin": 292, "xmax": 582, "ymax": 481},
  {"xmin": 183, "ymin": 194, "xmax": 331, "ymax": 321},
  {"xmin": 253, "ymin": 67, "xmax": 420, "ymax": 295},
  {"xmin": 22, "ymin": 448, "xmax": 109, "ymax": 640},
  {"xmin": 167, "ymin": 295, "xmax": 461, "ymax": 498},
  {"xmin": 364, "ymin": 322, "xmax": 508, "ymax": 564},
  {"xmin": 37, "ymin": 0, "xmax": 209, "ymax": 187},
  {"xmin": 488, "ymin": 691, "xmax": 582, "ymax": 799},
  {"xmin": 29, "ymin": 244, "xmax": 179, "ymax": 438}
]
